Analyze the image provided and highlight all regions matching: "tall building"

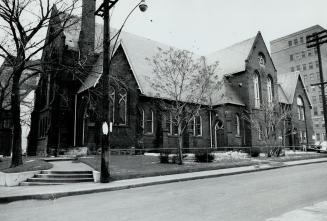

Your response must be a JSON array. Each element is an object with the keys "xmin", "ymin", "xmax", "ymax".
[{"xmin": 270, "ymin": 25, "xmax": 327, "ymax": 143}]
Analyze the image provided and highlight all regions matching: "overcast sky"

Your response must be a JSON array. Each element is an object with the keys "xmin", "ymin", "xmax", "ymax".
[{"xmin": 106, "ymin": 0, "xmax": 327, "ymax": 55}]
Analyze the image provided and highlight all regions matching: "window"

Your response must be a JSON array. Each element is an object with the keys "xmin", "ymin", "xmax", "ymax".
[
  {"xmin": 300, "ymin": 37, "xmax": 304, "ymax": 44},
  {"xmin": 291, "ymin": 67, "xmax": 295, "ymax": 72},
  {"xmin": 254, "ymin": 72, "xmax": 261, "ymax": 108},
  {"xmin": 290, "ymin": 54, "xmax": 293, "ymax": 61},
  {"xmin": 288, "ymin": 41, "xmax": 292, "ymax": 47},
  {"xmin": 190, "ymin": 114, "xmax": 202, "ymax": 136},
  {"xmin": 109, "ymin": 86, "xmax": 115, "ymax": 123},
  {"xmin": 314, "ymin": 106, "xmax": 318, "ymax": 116},
  {"xmin": 312, "ymin": 96, "xmax": 317, "ymax": 103},
  {"xmin": 308, "ymin": 49, "xmax": 312, "ymax": 57},
  {"xmin": 299, "ymin": 131, "xmax": 303, "ymax": 143},
  {"xmin": 310, "ymin": 73, "xmax": 315, "ymax": 81},
  {"xmin": 258, "ymin": 53, "xmax": 266, "ymax": 67},
  {"xmin": 145, "ymin": 109, "xmax": 154, "ymax": 134},
  {"xmin": 319, "ymin": 95, "xmax": 322, "ymax": 103},
  {"xmin": 301, "ymin": 51, "xmax": 306, "ymax": 58},
  {"xmin": 139, "ymin": 108, "xmax": 145, "ymax": 129},
  {"xmin": 38, "ymin": 116, "xmax": 48, "ymax": 138},
  {"xmin": 118, "ymin": 89, "xmax": 127, "ymax": 125},
  {"xmin": 302, "ymin": 64, "xmax": 307, "ymax": 71},
  {"xmin": 267, "ymin": 76, "xmax": 273, "ymax": 104},
  {"xmin": 309, "ymin": 62, "xmax": 313, "ymax": 69},
  {"xmin": 316, "ymin": 60, "xmax": 319, "ymax": 68},
  {"xmin": 294, "ymin": 39, "xmax": 298, "ymax": 45},
  {"xmin": 316, "ymin": 133, "xmax": 321, "ymax": 141},
  {"xmin": 236, "ymin": 114, "xmax": 240, "ymax": 136},
  {"xmin": 314, "ymin": 48, "xmax": 318, "ymax": 55},
  {"xmin": 297, "ymin": 96, "xmax": 305, "ymax": 121},
  {"xmin": 258, "ymin": 124, "xmax": 262, "ymax": 140},
  {"xmin": 296, "ymin": 65, "xmax": 301, "ymax": 71}
]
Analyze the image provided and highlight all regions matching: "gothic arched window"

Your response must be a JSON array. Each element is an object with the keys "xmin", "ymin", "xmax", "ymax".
[
  {"xmin": 118, "ymin": 88, "xmax": 127, "ymax": 125},
  {"xmin": 254, "ymin": 71, "xmax": 261, "ymax": 108}
]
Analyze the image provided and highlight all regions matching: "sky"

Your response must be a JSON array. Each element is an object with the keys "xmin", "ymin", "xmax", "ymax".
[{"xmin": 105, "ymin": 0, "xmax": 327, "ymax": 55}]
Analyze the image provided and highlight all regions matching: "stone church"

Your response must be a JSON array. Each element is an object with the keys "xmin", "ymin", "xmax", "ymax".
[{"xmin": 27, "ymin": 0, "xmax": 313, "ymax": 156}]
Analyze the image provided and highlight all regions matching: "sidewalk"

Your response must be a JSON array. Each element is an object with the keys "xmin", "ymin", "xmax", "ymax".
[
  {"xmin": 0, "ymin": 157, "xmax": 327, "ymax": 204},
  {"xmin": 266, "ymin": 201, "xmax": 327, "ymax": 221}
]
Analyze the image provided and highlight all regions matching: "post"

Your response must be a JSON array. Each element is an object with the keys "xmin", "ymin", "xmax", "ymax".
[
  {"xmin": 100, "ymin": 1, "xmax": 110, "ymax": 183},
  {"xmin": 316, "ymin": 38, "xmax": 327, "ymax": 140}
]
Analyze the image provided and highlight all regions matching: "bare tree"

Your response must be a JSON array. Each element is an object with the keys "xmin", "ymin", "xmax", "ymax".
[
  {"xmin": 241, "ymin": 100, "xmax": 293, "ymax": 157},
  {"xmin": 0, "ymin": 0, "xmax": 79, "ymax": 167},
  {"xmin": 147, "ymin": 47, "xmax": 220, "ymax": 164}
]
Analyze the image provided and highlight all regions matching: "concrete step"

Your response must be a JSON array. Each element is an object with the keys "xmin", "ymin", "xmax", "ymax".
[
  {"xmin": 35, "ymin": 174, "xmax": 93, "ymax": 179},
  {"xmin": 41, "ymin": 170, "xmax": 93, "ymax": 175},
  {"xmin": 20, "ymin": 182, "xmax": 66, "ymax": 186},
  {"xmin": 26, "ymin": 177, "xmax": 94, "ymax": 183}
]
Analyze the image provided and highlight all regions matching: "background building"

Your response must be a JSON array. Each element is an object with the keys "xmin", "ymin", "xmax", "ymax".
[{"xmin": 270, "ymin": 25, "xmax": 327, "ymax": 143}]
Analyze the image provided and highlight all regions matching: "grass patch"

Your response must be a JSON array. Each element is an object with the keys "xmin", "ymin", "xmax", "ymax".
[
  {"xmin": 78, "ymin": 155, "xmax": 256, "ymax": 180},
  {"xmin": 0, "ymin": 157, "xmax": 53, "ymax": 173}
]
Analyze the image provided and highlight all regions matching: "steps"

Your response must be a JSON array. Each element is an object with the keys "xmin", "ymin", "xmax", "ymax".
[{"xmin": 20, "ymin": 170, "xmax": 94, "ymax": 186}]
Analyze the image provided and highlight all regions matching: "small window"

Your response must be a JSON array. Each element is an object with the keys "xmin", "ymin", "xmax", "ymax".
[
  {"xmin": 297, "ymin": 97, "xmax": 305, "ymax": 121},
  {"xmin": 300, "ymin": 37, "xmax": 304, "ymax": 44},
  {"xmin": 267, "ymin": 76, "xmax": 273, "ymax": 104},
  {"xmin": 290, "ymin": 54, "xmax": 293, "ymax": 61},
  {"xmin": 302, "ymin": 64, "xmax": 306, "ymax": 70},
  {"xmin": 314, "ymin": 106, "xmax": 318, "ymax": 115},
  {"xmin": 258, "ymin": 53, "xmax": 266, "ymax": 67},
  {"xmin": 294, "ymin": 39, "xmax": 298, "ymax": 45},
  {"xmin": 288, "ymin": 41, "xmax": 292, "ymax": 47},
  {"xmin": 291, "ymin": 67, "xmax": 295, "ymax": 72},
  {"xmin": 145, "ymin": 109, "xmax": 154, "ymax": 134},
  {"xmin": 296, "ymin": 65, "xmax": 301, "ymax": 71},
  {"xmin": 310, "ymin": 73, "xmax": 315, "ymax": 81},
  {"xmin": 301, "ymin": 51, "xmax": 305, "ymax": 58},
  {"xmin": 308, "ymin": 49, "xmax": 312, "ymax": 57},
  {"xmin": 316, "ymin": 60, "xmax": 319, "ymax": 68}
]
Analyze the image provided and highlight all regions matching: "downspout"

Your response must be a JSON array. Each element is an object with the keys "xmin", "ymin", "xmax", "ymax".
[{"xmin": 74, "ymin": 94, "xmax": 77, "ymax": 147}]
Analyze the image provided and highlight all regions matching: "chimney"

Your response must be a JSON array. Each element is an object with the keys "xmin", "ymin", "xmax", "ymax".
[{"xmin": 78, "ymin": 0, "xmax": 95, "ymax": 57}]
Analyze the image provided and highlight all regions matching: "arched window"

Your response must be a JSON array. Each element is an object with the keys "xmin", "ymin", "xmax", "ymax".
[
  {"xmin": 145, "ymin": 109, "xmax": 154, "ymax": 134},
  {"xmin": 258, "ymin": 52, "xmax": 266, "ymax": 68},
  {"xmin": 236, "ymin": 114, "xmax": 240, "ymax": 136},
  {"xmin": 258, "ymin": 124, "xmax": 263, "ymax": 140},
  {"xmin": 267, "ymin": 76, "xmax": 273, "ymax": 104},
  {"xmin": 254, "ymin": 71, "xmax": 261, "ymax": 108},
  {"xmin": 109, "ymin": 86, "xmax": 115, "ymax": 123},
  {"xmin": 297, "ymin": 96, "xmax": 305, "ymax": 121},
  {"xmin": 190, "ymin": 114, "xmax": 202, "ymax": 136},
  {"xmin": 139, "ymin": 107, "xmax": 144, "ymax": 129},
  {"xmin": 118, "ymin": 88, "xmax": 127, "ymax": 125}
]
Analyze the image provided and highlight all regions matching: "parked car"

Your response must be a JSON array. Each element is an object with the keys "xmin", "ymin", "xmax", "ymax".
[
  {"xmin": 318, "ymin": 141, "xmax": 327, "ymax": 153},
  {"xmin": 307, "ymin": 141, "xmax": 322, "ymax": 152}
]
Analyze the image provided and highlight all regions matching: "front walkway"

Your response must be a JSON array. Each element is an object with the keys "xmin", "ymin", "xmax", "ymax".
[{"xmin": 49, "ymin": 161, "xmax": 93, "ymax": 171}]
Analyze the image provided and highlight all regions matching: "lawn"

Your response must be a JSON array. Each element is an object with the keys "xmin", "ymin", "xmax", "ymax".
[
  {"xmin": 0, "ymin": 157, "xmax": 53, "ymax": 173},
  {"xmin": 78, "ymin": 155, "xmax": 257, "ymax": 180}
]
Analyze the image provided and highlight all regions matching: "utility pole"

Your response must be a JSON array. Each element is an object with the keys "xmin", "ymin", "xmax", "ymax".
[
  {"xmin": 307, "ymin": 30, "xmax": 327, "ymax": 141},
  {"xmin": 95, "ymin": 0, "xmax": 148, "ymax": 183}
]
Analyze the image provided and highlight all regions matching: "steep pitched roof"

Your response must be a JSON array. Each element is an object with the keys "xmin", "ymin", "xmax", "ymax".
[
  {"xmin": 277, "ymin": 71, "xmax": 312, "ymax": 107},
  {"xmin": 205, "ymin": 36, "xmax": 256, "ymax": 78},
  {"xmin": 74, "ymin": 23, "xmax": 261, "ymax": 106}
]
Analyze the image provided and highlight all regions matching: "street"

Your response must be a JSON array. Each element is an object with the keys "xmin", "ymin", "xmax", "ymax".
[{"xmin": 1, "ymin": 163, "xmax": 327, "ymax": 221}]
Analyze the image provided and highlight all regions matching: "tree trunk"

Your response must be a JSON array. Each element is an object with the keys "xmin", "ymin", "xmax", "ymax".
[
  {"xmin": 10, "ymin": 65, "xmax": 24, "ymax": 167},
  {"xmin": 177, "ymin": 124, "xmax": 183, "ymax": 165}
]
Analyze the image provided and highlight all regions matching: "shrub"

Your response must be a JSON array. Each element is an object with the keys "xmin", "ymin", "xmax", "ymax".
[
  {"xmin": 194, "ymin": 150, "xmax": 214, "ymax": 163},
  {"xmin": 250, "ymin": 147, "xmax": 261, "ymax": 157},
  {"xmin": 159, "ymin": 152, "xmax": 169, "ymax": 163}
]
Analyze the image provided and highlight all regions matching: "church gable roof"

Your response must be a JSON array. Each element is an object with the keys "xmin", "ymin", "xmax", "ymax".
[{"xmin": 277, "ymin": 71, "xmax": 312, "ymax": 107}]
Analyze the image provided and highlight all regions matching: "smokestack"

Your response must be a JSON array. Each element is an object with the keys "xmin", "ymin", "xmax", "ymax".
[{"xmin": 78, "ymin": 0, "xmax": 95, "ymax": 57}]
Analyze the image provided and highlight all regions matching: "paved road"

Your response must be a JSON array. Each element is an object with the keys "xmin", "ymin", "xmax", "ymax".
[{"xmin": 1, "ymin": 163, "xmax": 327, "ymax": 221}]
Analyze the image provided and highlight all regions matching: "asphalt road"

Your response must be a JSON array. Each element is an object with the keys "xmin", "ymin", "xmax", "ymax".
[{"xmin": 1, "ymin": 163, "xmax": 327, "ymax": 221}]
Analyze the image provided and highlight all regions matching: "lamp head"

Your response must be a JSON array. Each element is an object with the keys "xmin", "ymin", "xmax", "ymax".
[
  {"xmin": 139, "ymin": 0, "xmax": 148, "ymax": 12},
  {"xmin": 102, "ymin": 122, "xmax": 109, "ymax": 135}
]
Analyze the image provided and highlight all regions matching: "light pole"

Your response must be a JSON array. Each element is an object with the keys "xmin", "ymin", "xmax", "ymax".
[{"xmin": 95, "ymin": 0, "xmax": 148, "ymax": 183}]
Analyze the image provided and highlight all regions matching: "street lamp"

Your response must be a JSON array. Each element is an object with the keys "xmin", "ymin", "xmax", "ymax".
[{"xmin": 95, "ymin": 0, "xmax": 148, "ymax": 183}]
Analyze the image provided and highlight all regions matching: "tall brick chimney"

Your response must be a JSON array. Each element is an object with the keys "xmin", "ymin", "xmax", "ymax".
[{"xmin": 78, "ymin": 0, "xmax": 95, "ymax": 57}]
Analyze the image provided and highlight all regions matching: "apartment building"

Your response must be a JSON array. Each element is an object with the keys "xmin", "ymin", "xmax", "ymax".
[{"xmin": 270, "ymin": 25, "xmax": 327, "ymax": 142}]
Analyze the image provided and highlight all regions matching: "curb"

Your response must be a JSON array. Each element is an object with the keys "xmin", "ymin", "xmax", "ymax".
[{"xmin": 1, "ymin": 158, "xmax": 327, "ymax": 204}]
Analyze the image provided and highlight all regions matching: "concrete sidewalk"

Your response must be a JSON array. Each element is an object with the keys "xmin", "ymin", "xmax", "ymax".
[{"xmin": 0, "ymin": 157, "xmax": 327, "ymax": 204}]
